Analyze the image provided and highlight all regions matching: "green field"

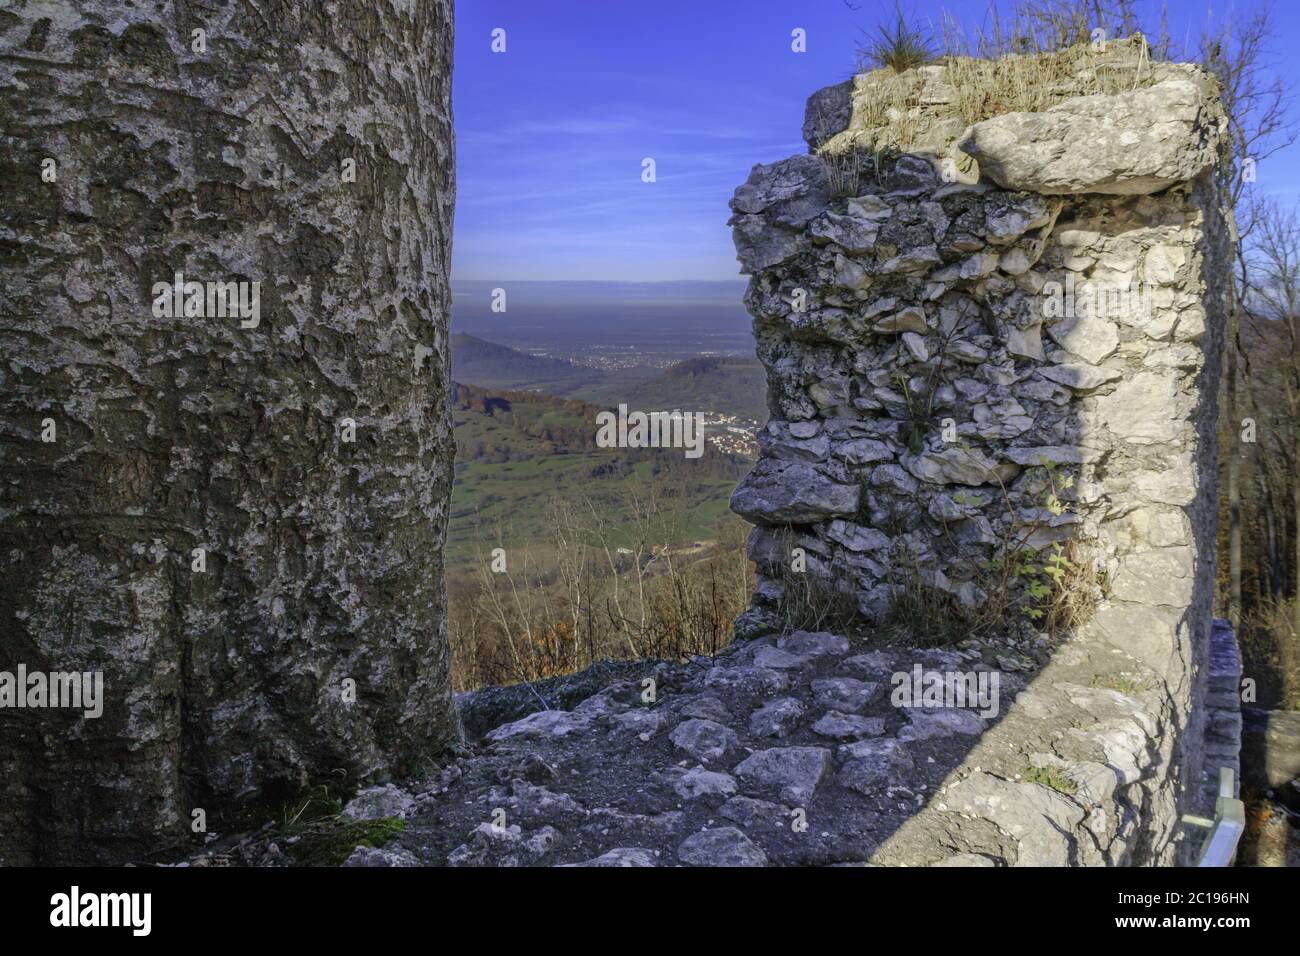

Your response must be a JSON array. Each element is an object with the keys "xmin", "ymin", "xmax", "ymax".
[{"xmin": 448, "ymin": 391, "xmax": 749, "ymax": 571}]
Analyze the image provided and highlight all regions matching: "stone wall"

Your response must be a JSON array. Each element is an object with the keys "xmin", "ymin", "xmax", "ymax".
[
  {"xmin": 0, "ymin": 1, "xmax": 461, "ymax": 863},
  {"xmin": 1205, "ymin": 619, "xmax": 1243, "ymax": 805},
  {"xmin": 729, "ymin": 48, "xmax": 1232, "ymax": 861}
]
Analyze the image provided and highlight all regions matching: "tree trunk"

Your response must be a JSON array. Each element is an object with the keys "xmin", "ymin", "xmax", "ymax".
[
  {"xmin": 0, "ymin": 0, "xmax": 460, "ymax": 864},
  {"xmin": 1264, "ymin": 481, "xmax": 1281, "ymax": 601}
]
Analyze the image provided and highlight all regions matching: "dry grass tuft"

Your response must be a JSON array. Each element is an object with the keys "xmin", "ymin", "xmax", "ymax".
[
  {"xmin": 771, "ymin": 561, "xmax": 868, "ymax": 637},
  {"xmin": 825, "ymin": 1, "xmax": 1165, "ymax": 155},
  {"xmin": 860, "ymin": 4, "xmax": 938, "ymax": 73}
]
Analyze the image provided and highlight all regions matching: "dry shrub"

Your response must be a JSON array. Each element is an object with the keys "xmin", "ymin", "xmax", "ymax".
[
  {"xmin": 448, "ymin": 496, "xmax": 753, "ymax": 691},
  {"xmin": 771, "ymin": 560, "xmax": 867, "ymax": 638},
  {"xmin": 860, "ymin": 3, "xmax": 939, "ymax": 73},
  {"xmin": 1240, "ymin": 598, "xmax": 1300, "ymax": 709},
  {"xmin": 879, "ymin": 536, "xmax": 1099, "ymax": 648},
  {"xmin": 941, "ymin": 27, "xmax": 1155, "ymax": 128},
  {"xmin": 1043, "ymin": 538, "xmax": 1099, "ymax": 633},
  {"xmin": 816, "ymin": 144, "xmax": 870, "ymax": 199}
]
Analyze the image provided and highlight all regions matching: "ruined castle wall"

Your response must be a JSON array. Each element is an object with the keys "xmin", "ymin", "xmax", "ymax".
[
  {"xmin": 0, "ymin": 1, "xmax": 461, "ymax": 863},
  {"xmin": 1204, "ymin": 619, "xmax": 1243, "ymax": 808},
  {"xmin": 729, "ymin": 60, "xmax": 1232, "ymax": 862}
]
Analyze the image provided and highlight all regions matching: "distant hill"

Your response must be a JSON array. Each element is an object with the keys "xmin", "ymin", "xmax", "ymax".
[
  {"xmin": 452, "ymin": 279, "xmax": 748, "ymax": 307},
  {"xmin": 574, "ymin": 356, "xmax": 768, "ymax": 423},
  {"xmin": 450, "ymin": 334, "xmax": 768, "ymax": 424},
  {"xmin": 450, "ymin": 333, "xmax": 604, "ymax": 393},
  {"xmin": 447, "ymin": 381, "xmax": 752, "ymax": 570}
]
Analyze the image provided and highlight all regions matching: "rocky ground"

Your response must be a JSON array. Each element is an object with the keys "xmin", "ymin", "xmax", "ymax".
[{"xmin": 317, "ymin": 623, "xmax": 1187, "ymax": 867}]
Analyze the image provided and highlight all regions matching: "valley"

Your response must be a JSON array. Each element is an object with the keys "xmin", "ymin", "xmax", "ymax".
[{"xmin": 446, "ymin": 335, "xmax": 765, "ymax": 573}]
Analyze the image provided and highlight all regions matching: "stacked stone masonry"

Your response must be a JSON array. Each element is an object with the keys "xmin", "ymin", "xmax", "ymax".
[{"xmin": 727, "ymin": 49, "xmax": 1234, "ymax": 863}]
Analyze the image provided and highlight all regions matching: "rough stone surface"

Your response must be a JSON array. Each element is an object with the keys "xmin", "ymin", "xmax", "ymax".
[
  {"xmin": 251, "ymin": 622, "xmax": 1217, "ymax": 867},
  {"xmin": 342, "ymin": 845, "xmax": 422, "ymax": 868},
  {"xmin": 672, "ymin": 767, "xmax": 737, "ymax": 801},
  {"xmin": 677, "ymin": 827, "xmax": 768, "ymax": 867},
  {"xmin": 815, "ymin": 711, "xmax": 887, "ymax": 740},
  {"xmin": 959, "ymin": 71, "xmax": 1223, "ymax": 196},
  {"xmin": 343, "ymin": 785, "xmax": 417, "ymax": 822},
  {"xmin": 562, "ymin": 847, "xmax": 659, "ymax": 867},
  {"xmin": 730, "ymin": 458, "xmax": 859, "ymax": 524},
  {"xmin": 457, "ymin": 660, "xmax": 659, "ymax": 740},
  {"xmin": 670, "ymin": 719, "xmax": 740, "ymax": 765},
  {"xmin": 734, "ymin": 746, "xmax": 833, "ymax": 806},
  {"xmin": 812, "ymin": 678, "xmax": 880, "ymax": 713},
  {"xmin": 0, "ymin": 1, "xmax": 461, "ymax": 864},
  {"xmin": 749, "ymin": 697, "xmax": 807, "ymax": 738},
  {"xmin": 727, "ymin": 44, "xmax": 1232, "ymax": 865}
]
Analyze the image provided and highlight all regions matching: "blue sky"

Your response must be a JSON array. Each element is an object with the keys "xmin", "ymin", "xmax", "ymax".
[{"xmin": 452, "ymin": 0, "xmax": 1300, "ymax": 282}]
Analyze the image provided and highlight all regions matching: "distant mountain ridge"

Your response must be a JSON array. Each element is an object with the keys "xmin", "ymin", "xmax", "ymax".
[
  {"xmin": 450, "ymin": 332, "xmax": 767, "ymax": 424},
  {"xmin": 452, "ymin": 278, "xmax": 747, "ymax": 306},
  {"xmin": 449, "ymin": 332, "xmax": 603, "ymax": 393}
]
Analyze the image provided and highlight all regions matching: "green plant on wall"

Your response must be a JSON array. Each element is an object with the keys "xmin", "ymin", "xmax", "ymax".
[
  {"xmin": 889, "ymin": 450, "xmax": 1096, "ymax": 641},
  {"xmin": 893, "ymin": 369, "xmax": 932, "ymax": 454}
]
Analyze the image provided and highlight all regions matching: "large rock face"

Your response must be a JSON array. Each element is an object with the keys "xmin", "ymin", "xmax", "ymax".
[
  {"xmin": 959, "ymin": 71, "xmax": 1222, "ymax": 195},
  {"xmin": 0, "ymin": 1, "xmax": 461, "ymax": 863},
  {"xmin": 729, "ymin": 46, "xmax": 1233, "ymax": 863}
]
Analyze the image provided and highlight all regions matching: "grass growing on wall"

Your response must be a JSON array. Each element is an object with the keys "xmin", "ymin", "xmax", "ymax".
[{"xmin": 824, "ymin": 1, "xmax": 1165, "ymax": 156}]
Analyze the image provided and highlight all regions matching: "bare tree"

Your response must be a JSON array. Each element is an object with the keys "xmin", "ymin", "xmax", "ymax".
[
  {"xmin": 1199, "ymin": 3, "xmax": 1295, "ymax": 630},
  {"xmin": 1243, "ymin": 201, "xmax": 1300, "ymax": 641}
]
